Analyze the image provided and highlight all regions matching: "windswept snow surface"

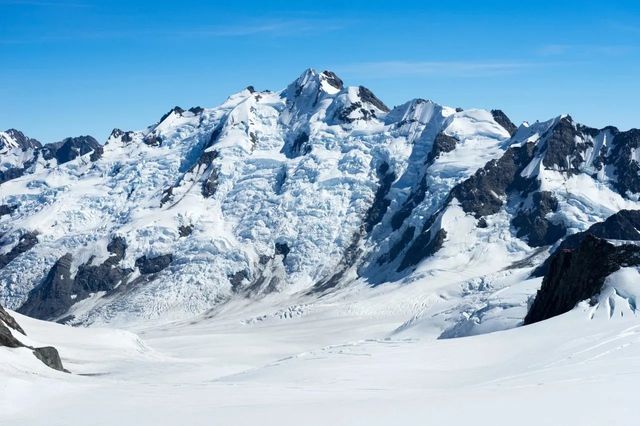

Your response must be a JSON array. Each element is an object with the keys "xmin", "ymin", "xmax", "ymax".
[{"xmin": 1, "ymin": 269, "xmax": 640, "ymax": 426}]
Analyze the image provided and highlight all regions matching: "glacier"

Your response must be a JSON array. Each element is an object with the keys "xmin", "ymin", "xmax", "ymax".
[{"xmin": 2, "ymin": 68, "xmax": 640, "ymax": 425}]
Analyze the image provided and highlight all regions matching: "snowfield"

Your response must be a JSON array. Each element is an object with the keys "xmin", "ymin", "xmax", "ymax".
[{"xmin": 1, "ymin": 265, "xmax": 640, "ymax": 426}]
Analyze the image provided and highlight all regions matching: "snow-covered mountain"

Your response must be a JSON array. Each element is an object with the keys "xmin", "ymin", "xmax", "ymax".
[{"xmin": 1, "ymin": 68, "xmax": 639, "ymax": 330}]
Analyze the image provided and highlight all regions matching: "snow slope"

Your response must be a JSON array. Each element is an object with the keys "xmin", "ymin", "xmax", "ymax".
[
  {"xmin": 0, "ymin": 69, "xmax": 518, "ymax": 324},
  {"xmin": 1, "ymin": 263, "xmax": 639, "ymax": 425}
]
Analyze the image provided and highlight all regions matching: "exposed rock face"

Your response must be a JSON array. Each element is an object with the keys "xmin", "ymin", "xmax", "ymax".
[
  {"xmin": 395, "ymin": 208, "xmax": 449, "ymax": 272},
  {"xmin": 321, "ymin": 70, "xmax": 344, "ymax": 90},
  {"xmin": 109, "ymin": 128, "xmax": 134, "ymax": 143},
  {"xmin": 533, "ymin": 209, "xmax": 640, "ymax": 276},
  {"xmin": 1, "ymin": 130, "xmax": 101, "ymax": 186},
  {"xmin": 608, "ymin": 129, "xmax": 640, "ymax": 195},
  {"xmin": 332, "ymin": 85, "xmax": 390, "ymax": 124},
  {"xmin": 0, "ymin": 204, "xmax": 16, "ymax": 217},
  {"xmin": 135, "ymin": 254, "xmax": 173, "ymax": 274},
  {"xmin": 0, "ymin": 167, "xmax": 28, "ymax": 184},
  {"xmin": 427, "ymin": 132, "xmax": 458, "ymax": 163},
  {"xmin": 201, "ymin": 169, "xmax": 219, "ymax": 197},
  {"xmin": 75, "ymin": 258, "xmax": 131, "ymax": 293},
  {"xmin": 399, "ymin": 228, "xmax": 446, "ymax": 272},
  {"xmin": 390, "ymin": 177, "xmax": 427, "ymax": 231},
  {"xmin": 197, "ymin": 147, "xmax": 220, "ymax": 198},
  {"xmin": 541, "ymin": 116, "xmax": 593, "ymax": 173},
  {"xmin": 42, "ymin": 136, "xmax": 102, "ymax": 164},
  {"xmin": 178, "ymin": 225, "xmax": 193, "ymax": 237},
  {"xmin": 525, "ymin": 235, "xmax": 640, "ymax": 324},
  {"xmin": 363, "ymin": 163, "xmax": 396, "ymax": 233},
  {"xmin": 491, "ymin": 110, "xmax": 517, "ymax": 136},
  {"xmin": 274, "ymin": 242, "xmax": 290, "ymax": 259},
  {"xmin": 159, "ymin": 106, "xmax": 185, "ymax": 123},
  {"xmin": 0, "ymin": 129, "xmax": 42, "ymax": 151},
  {"xmin": 33, "ymin": 346, "xmax": 66, "ymax": 371},
  {"xmin": 452, "ymin": 142, "xmax": 536, "ymax": 218},
  {"xmin": 0, "ymin": 304, "xmax": 25, "ymax": 335},
  {"xmin": 18, "ymin": 253, "xmax": 75, "ymax": 319},
  {"xmin": 0, "ymin": 320, "xmax": 23, "ymax": 348},
  {"xmin": 1, "ymin": 303, "xmax": 66, "ymax": 372},
  {"xmin": 0, "ymin": 232, "xmax": 39, "ymax": 269},
  {"xmin": 358, "ymin": 86, "xmax": 389, "ymax": 113},
  {"xmin": 107, "ymin": 236, "xmax": 127, "ymax": 261},
  {"xmin": 285, "ymin": 132, "xmax": 310, "ymax": 158},
  {"xmin": 511, "ymin": 191, "xmax": 566, "ymax": 247},
  {"xmin": 0, "ymin": 129, "xmax": 41, "ymax": 184},
  {"xmin": 0, "ymin": 304, "xmax": 25, "ymax": 347},
  {"xmin": 19, "ymin": 237, "xmax": 132, "ymax": 320}
]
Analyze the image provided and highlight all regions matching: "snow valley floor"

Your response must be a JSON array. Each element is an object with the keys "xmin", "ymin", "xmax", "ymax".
[{"xmin": 2, "ymin": 273, "xmax": 639, "ymax": 426}]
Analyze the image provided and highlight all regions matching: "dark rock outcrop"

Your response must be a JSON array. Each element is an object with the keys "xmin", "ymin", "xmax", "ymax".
[
  {"xmin": 363, "ymin": 163, "xmax": 396, "ymax": 233},
  {"xmin": 229, "ymin": 269, "xmax": 250, "ymax": 292},
  {"xmin": 334, "ymin": 86, "xmax": 389, "ymax": 124},
  {"xmin": 321, "ymin": 70, "xmax": 344, "ymax": 90},
  {"xmin": 525, "ymin": 235, "xmax": 640, "ymax": 324},
  {"xmin": 491, "ymin": 110, "xmax": 517, "ymax": 136},
  {"xmin": 178, "ymin": 225, "xmax": 193, "ymax": 237},
  {"xmin": 427, "ymin": 132, "xmax": 458, "ymax": 163},
  {"xmin": 198, "ymin": 148, "xmax": 220, "ymax": 198},
  {"xmin": 398, "ymin": 227, "xmax": 446, "ymax": 272},
  {"xmin": 107, "ymin": 236, "xmax": 127, "ymax": 262},
  {"xmin": 608, "ymin": 129, "xmax": 640, "ymax": 195},
  {"xmin": 0, "ymin": 129, "xmax": 42, "ymax": 151},
  {"xmin": 201, "ymin": 168, "xmax": 219, "ymax": 197},
  {"xmin": 33, "ymin": 346, "xmax": 66, "ymax": 371},
  {"xmin": 0, "ymin": 204, "xmax": 17, "ymax": 217},
  {"xmin": 42, "ymin": 136, "xmax": 102, "ymax": 164},
  {"xmin": 109, "ymin": 128, "xmax": 134, "ymax": 143},
  {"xmin": 533, "ymin": 209, "xmax": 640, "ymax": 276},
  {"xmin": 1, "ymin": 304, "xmax": 26, "ymax": 348},
  {"xmin": 18, "ymin": 254, "xmax": 76, "ymax": 319},
  {"xmin": 0, "ymin": 320, "xmax": 23, "ymax": 348},
  {"xmin": 390, "ymin": 177, "xmax": 427, "ymax": 231},
  {"xmin": 135, "ymin": 254, "xmax": 173, "ymax": 274},
  {"xmin": 158, "ymin": 106, "xmax": 184, "ymax": 123},
  {"xmin": 274, "ymin": 242, "xmax": 290, "ymax": 260},
  {"xmin": 452, "ymin": 142, "xmax": 537, "ymax": 218},
  {"xmin": 1, "ymin": 303, "xmax": 67, "ymax": 372},
  {"xmin": 511, "ymin": 191, "xmax": 566, "ymax": 247},
  {"xmin": 74, "ymin": 259, "xmax": 131, "ymax": 294},
  {"xmin": 0, "ymin": 167, "xmax": 28, "ymax": 184},
  {"xmin": 285, "ymin": 132, "xmax": 310, "ymax": 158},
  {"xmin": 143, "ymin": 133, "xmax": 163, "ymax": 147},
  {"xmin": 358, "ymin": 86, "xmax": 390, "ymax": 112},
  {"xmin": 0, "ymin": 130, "xmax": 41, "ymax": 184},
  {"xmin": 541, "ymin": 116, "xmax": 597, "ymax": 174},
  {"xmin": 19, "ymin": 237, "xmax": 131, "ymax": 320},
  {"xmin": 0, "ymin": 304, "xmax": 25, "ymax": 335},
  {"xmin": 0, "ymin": 231, "xmax": 39, "ymax": 269}
]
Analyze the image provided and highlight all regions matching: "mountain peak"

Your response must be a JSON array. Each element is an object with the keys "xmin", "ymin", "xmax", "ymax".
[
  {"xmin": 0, "ymin": 129, "xmax": 42, "ymax": 151},
  {"xmin": 288, "ymin": 68, "xmax": 344, "ymax": 99}
]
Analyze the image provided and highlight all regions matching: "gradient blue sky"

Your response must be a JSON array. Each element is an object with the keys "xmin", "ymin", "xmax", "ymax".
[{"xmin": 1, "ymin": 0, "xmax": 639, "ymax": 142}]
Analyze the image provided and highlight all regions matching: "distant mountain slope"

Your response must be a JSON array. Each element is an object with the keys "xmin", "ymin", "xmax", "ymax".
[{"xmin": 1, "ymin": 69, "xmax": 638, "ymax": 326}]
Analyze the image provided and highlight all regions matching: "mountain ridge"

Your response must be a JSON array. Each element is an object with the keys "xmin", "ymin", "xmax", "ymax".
[{"xmin": 1, "ymin": 68, "xmax": 639, "ymax": 330}]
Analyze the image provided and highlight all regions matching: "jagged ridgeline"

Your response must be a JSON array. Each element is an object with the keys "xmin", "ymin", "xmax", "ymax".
[{"xmin": 1, "ymin": 69, "xmax": 639, "ymax": 325}]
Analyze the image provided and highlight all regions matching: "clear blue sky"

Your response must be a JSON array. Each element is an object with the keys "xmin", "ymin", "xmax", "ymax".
[{"xmin": 1, "ymin": 0, "xmax": 639, "ymax": 143}]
